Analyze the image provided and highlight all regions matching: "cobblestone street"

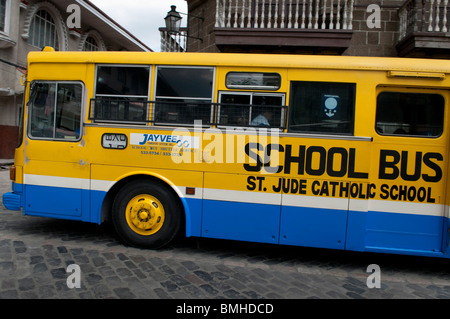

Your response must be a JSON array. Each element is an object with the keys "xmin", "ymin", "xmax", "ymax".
[{"xmin": 2, "ymin": 168, "xmax": 450, "ymax": 303}]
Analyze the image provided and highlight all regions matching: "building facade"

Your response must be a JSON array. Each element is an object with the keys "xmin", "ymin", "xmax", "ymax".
[
  {"xmin": 0, "ymin": 0, "xmax": 151, "ymax": 159},
  {"xmin": 161, "ymin": 0, "xmax": 450, "ymax": 59}
]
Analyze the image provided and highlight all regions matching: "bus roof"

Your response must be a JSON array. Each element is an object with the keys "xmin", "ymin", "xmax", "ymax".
[{"xmin": 27, "ymin": 50, "xmax": 450, "ymax": 75}]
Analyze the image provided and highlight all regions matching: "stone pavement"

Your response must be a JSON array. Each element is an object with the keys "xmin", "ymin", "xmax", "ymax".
[{"xmin": 1, "ymin": 167, "xmax": 450, "ymax": 302}]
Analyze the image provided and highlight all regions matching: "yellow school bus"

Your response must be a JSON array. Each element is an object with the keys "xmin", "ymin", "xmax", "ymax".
[{"xmin": 3, "ymin": 47, "xmax": 450, "ymax": 257}]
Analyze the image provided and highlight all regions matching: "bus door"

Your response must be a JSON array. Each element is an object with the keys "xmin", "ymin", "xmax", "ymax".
[
  {"xmin": 23, "ymin": 81, "xmax": 89, "ymax": 221},
  {"xmin": 368, "ymin": 88, "xmax": 449, "ymax": 254}
]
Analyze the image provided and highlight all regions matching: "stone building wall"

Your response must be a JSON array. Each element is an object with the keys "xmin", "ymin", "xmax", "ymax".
[{"xmin": 185, "ymin": 0, "xmax": 408, "ymax": 57}]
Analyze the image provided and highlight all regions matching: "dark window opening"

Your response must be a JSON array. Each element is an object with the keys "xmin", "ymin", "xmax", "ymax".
[
  {"xmin": 376, "ymin": 92, "xmax": 445, "ymax": 138},
  {"xmin": 218, "ymin": 92, "xmax": 285, "ymax": 129},
  {"xmin": 289, "ymin": 81, "xmax": 356, "ymax": 135}
]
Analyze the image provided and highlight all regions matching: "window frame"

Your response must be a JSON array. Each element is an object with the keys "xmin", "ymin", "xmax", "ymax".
[
  {"xmin": 83, "ymin": 36, "xmax": 99, "ymax": 51},
  {"xmin": 217, "ymin": 91, "xmax": 286, "ymax": 129},
  {"xmin": 92, "ymin": 64, "xmax": 152, "ymax": 125},
  {"xmin": 153, "ymin": 65, "xmax": 216, "ymax": 127},
  {"xmin": 27, "ymin": 80, "xmax": 85, "ymax": 142},
  {"xmin": 28, "ymin": 9, "xmax": 60, "ymax": 50},
  {"xmin": 80, "ymin": 31, "xmax": 105, "ymax": 51},
  {"xmin": 225, "ymin": 72, "xmax": 282, "ymax": 91}
]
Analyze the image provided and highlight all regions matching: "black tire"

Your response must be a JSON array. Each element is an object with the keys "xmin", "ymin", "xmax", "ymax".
[{"xmin": 112, "ymin": 179, "xmax": 182, "ymax": 249}]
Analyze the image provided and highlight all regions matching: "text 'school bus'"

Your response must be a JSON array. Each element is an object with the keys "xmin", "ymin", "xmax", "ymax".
[{"xmin": 3, "ymin": 47, "xmax": 450, "ymax": 258}]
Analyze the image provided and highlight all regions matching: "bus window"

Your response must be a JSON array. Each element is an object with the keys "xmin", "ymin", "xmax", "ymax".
[
  {"xmin": 28, "ymin": 81, "xmax": 83, "ymax": 140},
  {"xmin": 218, "ymin": 92, "xmax": 285, "ymax": 128},
  {"xmin": 93, "ymin": 66, "xmax": 150, "ymax": 123},
  {"xmin": 288, "ymin": 81, "xmax": 356, "ymax": 135},
  {"xmin": 154, "ymin": 66, "xmax": 214, "ymax": 126},
  {"xmin": 218, "ymin": 93, "xmax": 251, "ymax": 126},
  {"xmin": 375, "ymin": 92, "xmax": 445, "ymax": 137},
  {"xmin": 225, "ymin": 72, "xmax": 281, "ymax": 90}
]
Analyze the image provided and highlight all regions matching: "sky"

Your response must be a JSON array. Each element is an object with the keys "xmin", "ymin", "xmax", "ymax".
[{"xmin": 89, "ymin": 0, "xmax": 188, "ymax": 52}]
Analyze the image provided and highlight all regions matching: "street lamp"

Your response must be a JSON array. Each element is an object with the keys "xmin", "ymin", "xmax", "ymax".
[
  {"xmin": 164, "ymin": 5, "xmax": 182, "ymax": 35},
  {"xmin": 164, "ymin": 5, "xmax": 203, "ymax": 42}
]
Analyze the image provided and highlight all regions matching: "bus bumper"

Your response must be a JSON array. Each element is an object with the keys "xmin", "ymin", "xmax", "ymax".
[{"xmin": 2, "ymin": 192, "xmax": 22, "ymax": 211}]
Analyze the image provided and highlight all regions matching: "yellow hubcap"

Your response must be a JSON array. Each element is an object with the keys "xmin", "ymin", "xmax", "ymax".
[{"xmin": 125, "ymin": 194, "xmax": 165, "ymax": 236}]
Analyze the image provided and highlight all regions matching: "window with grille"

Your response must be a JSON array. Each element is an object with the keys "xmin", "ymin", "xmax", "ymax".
[
  {"xmin": 83, "ymin": 36, "xmax": 99, "ymax": 51},
  {"xmin": 218, "ymin": 92, "xmax": 286, "ymax": 129},
  {"xmin": 154, "ymin": 66, "xmax": 215, "ymax": 126},
  {"xmin": 92, "ymin": 65, "xmax": 151, "ymax": 123},
  {"xmin": 28, "ymin": 10, "xmax": 59, "ymax": 49}
]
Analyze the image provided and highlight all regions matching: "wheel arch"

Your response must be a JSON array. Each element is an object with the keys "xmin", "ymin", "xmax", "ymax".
[{"xmin": 100, "ymin": 173, "xmax": 188, "ymax": 237}]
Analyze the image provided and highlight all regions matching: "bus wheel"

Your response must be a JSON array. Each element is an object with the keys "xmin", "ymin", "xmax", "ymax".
[{"xmin": 112, "ymin": 180, "xmax": 182, "ymax": 249}]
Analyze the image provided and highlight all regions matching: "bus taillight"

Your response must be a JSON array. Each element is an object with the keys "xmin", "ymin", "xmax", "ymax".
[{"xmin": 9, "ymin": 166, "xmax": 16, "ymax": 181}]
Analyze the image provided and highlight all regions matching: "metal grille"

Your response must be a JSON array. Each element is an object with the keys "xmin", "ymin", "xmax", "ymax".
[{"xmin": 89, "ymin": 98, "xmax": 286, "ymax": 129}]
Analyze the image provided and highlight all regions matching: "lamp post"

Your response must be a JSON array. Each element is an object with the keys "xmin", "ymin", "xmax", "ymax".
[
  {"xmin": 164, "ymin": 5, "xmax": 203, "ymax": 42},
  {"xmin": 164, "ymin": 5, "xmax": 182, "ymax": 35}
]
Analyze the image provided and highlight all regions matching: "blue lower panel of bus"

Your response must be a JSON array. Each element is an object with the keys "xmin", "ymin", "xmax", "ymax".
[
  {"xmin": 8, "ymin": 183, "xmax": 450, "ymax": 257},
  {"xmin": 201, "ymin": 199, "xmax": 447, "ymax": 256},
  {"xmin": 347, "ymin": 210, "xmax": 445, "ymax": 254},
  {"xmin": 279, "ymin": 206, "xmax": 347, "ymax": 250},
  {"xmin": 24, "ymin": 184, "xmax": 91, "ymax": 222},
  {"xmin": 201, "ymin": 200, "xmax": 348, "ymax": 249},
  {"xmin": 201, "ymin": 200, "xmax": 281, "ymax": 244}
]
